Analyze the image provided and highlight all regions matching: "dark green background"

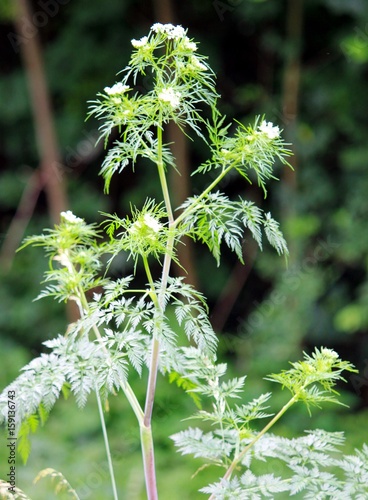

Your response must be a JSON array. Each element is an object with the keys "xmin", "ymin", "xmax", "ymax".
[{"xmin": 1, "ymin": 0, "xmax": 368, "ymax": 498}]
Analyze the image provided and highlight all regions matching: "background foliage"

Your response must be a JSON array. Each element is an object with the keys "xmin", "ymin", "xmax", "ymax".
[{"xmin": 1, "ymin": 0, "xmax": 368, "ymax": 498}]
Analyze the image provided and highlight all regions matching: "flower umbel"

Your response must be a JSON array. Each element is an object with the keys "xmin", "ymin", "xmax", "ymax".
[
  {"xmin": 151, "ymin": 23, "xmax": 186, "ymax": 39},
  {"xmin": 104, "ymin": 83, "xmax": 130, "ymax": 96},
  {"xmin": 158, "ymin": 88, "xmax": 181, "ymax": 109},
  {"xmin": 129, "ymin": 214, "xmax": 163, "ymax": 239},
  {"xmin": 102, "ymin": 201, "xmax": 170, "ymax": 268},
  {"xmin": 131, "ymin": 36, "xmax": 149, "ymax": 48},
  {"xmin": 258, "ymin": 120, "xmax": 280, "ymax": 139},
  {"xmin": 60, "ymin": 211, "xmax": 84, "ymax": 224},
  {"xmin": 182, "ymin": 38, "xmax": 197, "ymax": 51}
]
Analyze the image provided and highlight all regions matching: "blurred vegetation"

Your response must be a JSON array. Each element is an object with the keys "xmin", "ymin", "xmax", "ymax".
[{"xmin": 1, "ymin": 0, "xmax": 368, "ymax": 497}]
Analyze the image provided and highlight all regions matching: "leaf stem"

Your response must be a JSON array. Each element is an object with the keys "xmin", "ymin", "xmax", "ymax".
[
  {"xmin": 77, "ymin": 281, "xmax": 144, "ymax": 424},
  {"xmin": 209, "ymin": 393, "xmax": 299, "ymax": 500},
  {"xmin": 95, "ymin": 386, "xmax": 119, "ymax": 500},
  {"xmin": 67, "ymin": 270, "xmax": 121, "ymax": 499},
  {"xmin": 174, "ymin": 164, "xmax": 233, "ymax": 228}
]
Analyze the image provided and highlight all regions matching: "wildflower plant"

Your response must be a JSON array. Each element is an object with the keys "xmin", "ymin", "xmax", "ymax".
[{"xmin": 0, "ymin": 23, "xmax": 367, "ymax": 499}]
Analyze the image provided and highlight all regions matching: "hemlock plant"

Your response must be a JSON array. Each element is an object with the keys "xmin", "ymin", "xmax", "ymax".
[{"xmin": 1, "ymin": 23, "xmax": 367, "ymax": 499}]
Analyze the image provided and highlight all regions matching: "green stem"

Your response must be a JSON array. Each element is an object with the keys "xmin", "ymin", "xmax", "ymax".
[
  {"xmin": 141, "ymin": 115, "xmax": 180, "ymax": 498},
  {"xmin": 67, "ymin": 274, "xmax": 121, "ymax": 499},
  {"xmin": 144, "ymin": 338, "xmax": 161, "ymax": 426},
  {"xmin": 156, "ymin": 122, "xmax": 174, "ymax": 223},
  {"xmin": 174, "ymin": 164, "xmax": 233, "ymax": 228},
  {"xmin": 78, "ymin": 284, "xmax": 144, "ymax": 424},
  {"xmin": 209, "ymin": 394, "xmax": 298, "ymax": 500},
  {"xmin": 121, "ymin": 378, "xmax": 145, "ymax": 424},
  {"xmin": 95, "ymin": 387, "xmax": 119, "ymax": 500},
  {"xmin": 141, "ymin": 117, "xmax": 177, "ymax": 500},
  {"xmin": 142, "ymin": 256, "xmax": 157, "ymax": 298},
  {"xmin": 65, "ymin": 266, "xmax": 144, "ymax": 499},
  {"xmin": 140, "ymin": 424, "xmax": 158, "ymax": 500}
]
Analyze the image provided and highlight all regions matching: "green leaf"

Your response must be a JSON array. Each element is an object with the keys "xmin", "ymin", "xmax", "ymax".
[
  {"xmin": 169, "ymin": 371, "xmax": 202, "ymax": 409},
  {"xmin": 17, "ymin": 414, "xmax": 39, "ymax": 464}
]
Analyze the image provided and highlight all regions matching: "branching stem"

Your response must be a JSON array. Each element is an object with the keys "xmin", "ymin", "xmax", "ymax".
[
  {"xmin": 77, "ymin": 278, "xmax": 144, "ymax": 424},
  {"xmin": 209, "ymin": 392, "xmax": 300, "ymax": 499},
  {"xmin": 174, "ymin": 164, "xmax": 233, "ymax": 228}
]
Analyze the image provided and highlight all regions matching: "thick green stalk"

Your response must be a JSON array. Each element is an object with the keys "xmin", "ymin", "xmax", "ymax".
[
  {"xmin": 141, "ymin": 117, "xmax": 176, "ymax": 500},
  {"xmin": 140, "ymin": 424, "xmax": 158, "ymax": 500},
  {"xmin": 141, "ymin": 113, "xmax": 225, "ymax": 496}
]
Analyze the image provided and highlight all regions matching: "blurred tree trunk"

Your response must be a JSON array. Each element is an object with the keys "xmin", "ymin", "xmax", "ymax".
[
  {"xmin": 12, "ymin": 0, "xmax": 78, "ymax": 321},
  {"xmin": 0, "ymin": 169, "xmax": 42, "ymax": 271},
  {"xmin": 2, "ymin": 0, "xmax": 69, "ymax": 271},
  {"xmin": 281, "ymin": 0, "xmax": 303, "ymax": 240},
  {"xmin": 15, "ymin": 0, "xmax": 68, "ymax": 223},
  {"xmin": 152, "ymin": 0, "xmax": 199, "ymax": 290}
]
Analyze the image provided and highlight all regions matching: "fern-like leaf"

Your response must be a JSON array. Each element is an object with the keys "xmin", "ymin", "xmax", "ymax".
[
  {"xmin": 263, "ymin": 212, "xmax": 288, "ymax": 256},
  {"xmin": 179, "ymin": 192, "xmax": 244, "ymax": 265},
  {"xmin": 171, "ymin": 427, "xmax": 232, "ymax": 464}
]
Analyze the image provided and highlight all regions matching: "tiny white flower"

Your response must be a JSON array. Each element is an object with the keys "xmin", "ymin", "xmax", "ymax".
[
  {"xmin": 151, "ymin": 23, "xmax": 186, "ymax": 40},
  {"xmin": 151, "ymin": 22, "xmax": 166, "ymax": 33},
  {"xmin": 258, "ymin": 120, "xmax": 280, "ymax": 139},
  {"xmin": 60, "ymin": 211, "xmax": 83, "ymax": 224},
  {"xmin": 321, "ymin": 348, "xmax": 339, "ymax": 359},
  {"xmin": 104, "ymin": 82, "xmax": 130, "ymax": 96},
  {"xmin": 182, "ymin": 37, "xmax": 197, "ymax": 51},
  {"xmin": 143, "ymin": 214, "xmax": 162, "ymax": 233},
  {"xmin": 131, "ymin": 36, "xmax": 149, "ymax": 48},
  {"xmin": 158, "ymin": 87, "xmax": 181, "ymax": 109},
  {"xmin": 221, "ymin": 148, "xmax": 230, "ymax": 156},
  {"xmin": 169, "ymin": 25, "xmax": 186, "ymax": 39},
  {"xmin": 191, "ymin": 56, "xmax": 207, "ymax": 71},
  {"xmin": 130, "ymin": 214, "xmax": 162, "ymax": 237}
]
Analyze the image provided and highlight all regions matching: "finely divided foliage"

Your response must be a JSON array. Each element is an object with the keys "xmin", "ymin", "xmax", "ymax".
[
  {"xmin": 178, "ymin": 192, "xmax": 288, "ymax": 265},
  {"xmin": 0, "ymin": 23, "xmax": 367, "ymax": 499},
  {"xmin": 171, "ymin": 349, "xmax": 366, "ymax": 498}
]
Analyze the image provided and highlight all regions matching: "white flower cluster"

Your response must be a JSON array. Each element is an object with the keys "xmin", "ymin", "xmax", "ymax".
[
  {"xmin": 131, "ymin": 36, "xmax": 149, "ymax": 48},
  {"xmin": 151, "ymin": 23, "xmax": 186, "ymax": 40},
  {"xmin": 320, "ymin": 348, "xmax": 339, "ymax": 360},
  {"xmin": 182, "ymin": 38, "xmax": 197, "ymax": 51},
  {"xmin": 158, "ymin": 87, "xmax": 181, "ymax": 109},
  {"xmin": 130, "ymin": 214, "xmax": 162, "ymax": 235},
  {"xmin": 60, "ymin": 211, "xmax": 84, "ymax": 224},
  {"xmin": 258, "ymin": 120, "xmax": 280, "ymax": 139},
  {"xmin": 104, "ymin": 82, "xmax": 130, "ymax": 96},
  {"xmin": 190, "ymin": 56, "xmax": 207, "ymax": 71}
]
